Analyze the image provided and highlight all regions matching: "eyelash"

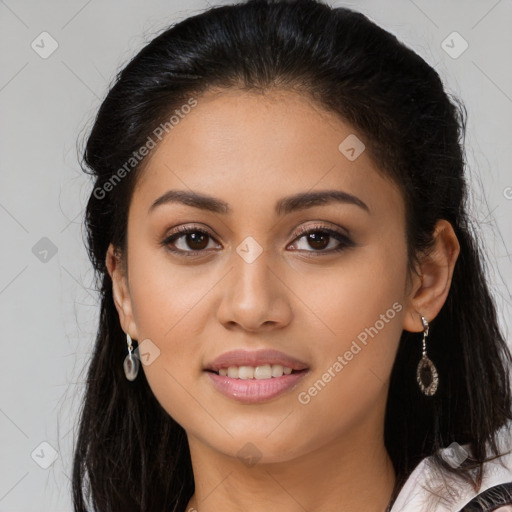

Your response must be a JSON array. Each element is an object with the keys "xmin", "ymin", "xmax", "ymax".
[{"xmin": 160, "ymin": 223, "xmax": 355, "ymax": 257}]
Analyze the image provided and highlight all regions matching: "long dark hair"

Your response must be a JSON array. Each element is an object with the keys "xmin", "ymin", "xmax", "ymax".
[{"xmin": 72, "ymin": 1, "xmax": 512, "ymax": 510}]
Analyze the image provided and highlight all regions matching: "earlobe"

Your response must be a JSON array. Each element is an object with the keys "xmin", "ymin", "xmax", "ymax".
[
  {"xmin": 105, "ymin": 243, "xmax": 139, "ymax": 339},
  {"xmin": 402, "ymin": 219, "xmax": 460, "ymax": 333}
]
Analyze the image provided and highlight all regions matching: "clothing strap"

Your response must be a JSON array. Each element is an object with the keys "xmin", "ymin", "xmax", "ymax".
[{"xmin": 457, "ymin": 482, "xmax": 512, "ymax": 511}]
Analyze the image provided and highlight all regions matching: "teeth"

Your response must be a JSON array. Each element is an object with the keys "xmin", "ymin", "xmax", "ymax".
[{"xmin": 217, "ymin": 364, "xmax": 295, "ymax": 379}]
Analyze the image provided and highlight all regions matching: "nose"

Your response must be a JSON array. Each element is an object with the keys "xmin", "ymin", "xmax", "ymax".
[{"xmin": 216, "ymin": 248, "xmax": 293, "ymax": 332}]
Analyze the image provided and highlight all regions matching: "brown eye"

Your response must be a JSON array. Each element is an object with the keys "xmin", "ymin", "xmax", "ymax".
[
  {"xmin": 162, "ymin": 227, "xmax": 219, "ymax": 255},
  {"xmin": 289, "ymin": 225, "xmax": 355, "ymax": 255},
  {"xmin": 305, "ymin": 232, "xmax": 330, "ymax": 250},
  {"xmin": 182, "ymin": 232, "xmax": 209, "ymax": 250}
]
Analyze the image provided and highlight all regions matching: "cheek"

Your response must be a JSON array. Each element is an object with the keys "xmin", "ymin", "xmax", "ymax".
[
  {"xmin": 126, "ymin": 245, "xmax": 201, "ymax": 370},
  {"xmin": 297, "ymin": 239, "xmax": 407, "ymax": 353},
  {"xmin": 126, "ymin": 240, "xmax": 241, "ymax": 431},
  {"xmin": 127, "ymin": 233, "xmax": 214, "ymax": 342},
  {"xmin": 292, "ymin": 239, "xmax": 407, "ymax": 417}
]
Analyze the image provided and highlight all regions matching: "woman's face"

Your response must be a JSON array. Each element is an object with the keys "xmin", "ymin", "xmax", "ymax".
[{"xmin": 114, "ymin": 88, "xmax": 415, "ymax": 463}]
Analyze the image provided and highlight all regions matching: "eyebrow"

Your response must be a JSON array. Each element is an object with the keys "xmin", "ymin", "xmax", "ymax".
[{"xmin": 148, "ymin": 189, "xmax": 370, "ymax": 215}]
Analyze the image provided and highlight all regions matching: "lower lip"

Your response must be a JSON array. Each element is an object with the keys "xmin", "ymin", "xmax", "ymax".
[{"xmin": 205, "ymin": 370, "xmax": 309, "ymax": 404}]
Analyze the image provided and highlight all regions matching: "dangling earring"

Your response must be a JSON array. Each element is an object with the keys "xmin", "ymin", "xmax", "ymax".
[
  {"xmin": 416, "ymin": 316, "xmax": 439, "ymax": 396},
  {"xmin": 123, "ymin": 333, "xmax": 139, "ymax": 381}
]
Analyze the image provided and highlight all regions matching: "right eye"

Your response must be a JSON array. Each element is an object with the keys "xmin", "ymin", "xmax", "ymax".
[{"xmin": 161, "ymin": 226, "xmax": 221, "ymax": 256}]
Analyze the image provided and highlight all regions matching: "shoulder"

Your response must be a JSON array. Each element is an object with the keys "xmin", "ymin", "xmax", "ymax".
[{"xmin": 390, "ymin": 422, "xmax": 512, "ymax": 512}]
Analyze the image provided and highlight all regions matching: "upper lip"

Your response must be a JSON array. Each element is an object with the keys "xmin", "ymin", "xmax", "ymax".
[{"xmin": 205, "ymin": 349, "xmax": 309, "ymax": 372}]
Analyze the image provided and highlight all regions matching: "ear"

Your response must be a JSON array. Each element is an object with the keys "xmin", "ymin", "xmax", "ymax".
[
  {"xmin": 402, "ymin": 219, "xmax": 460, "ymax": 333},
  {"xmin": 105, "ymin": 243, "xmax": 139, "ymax": 340}
]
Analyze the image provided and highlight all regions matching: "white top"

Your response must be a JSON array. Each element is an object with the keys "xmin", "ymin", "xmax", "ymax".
[{"xmin": 390, "ymin": 423, "xmax": 512, "ymax": 512}]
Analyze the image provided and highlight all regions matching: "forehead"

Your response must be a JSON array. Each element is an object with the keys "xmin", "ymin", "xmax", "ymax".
[{"xmin": 131, "ymin": 87, "xmax": 403, "ymax": 220}]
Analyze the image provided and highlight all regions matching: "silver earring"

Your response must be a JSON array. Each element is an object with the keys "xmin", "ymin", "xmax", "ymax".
[
  {"xmin": 416, "ymin": 316, "xmax": 439, "ymax": 396},
  {"xmin": 123, "ymin": 333, "xmax": 139, "ymax": 381}
]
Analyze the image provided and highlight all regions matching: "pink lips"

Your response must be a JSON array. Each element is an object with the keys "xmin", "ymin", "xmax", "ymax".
[
  {"xmin": 204, "ymin": 349, "xmax": 310, "ymax": 404},
  {"xmin": 206, "ymin": 370, "xmax": 309, "ymax": 404},
  {"xmin": 204, "ymin": 348, "xmax": 309, "ymax": 372}
]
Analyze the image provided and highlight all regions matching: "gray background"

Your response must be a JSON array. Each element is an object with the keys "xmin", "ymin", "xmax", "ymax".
[{"xmin": 1, "ymin": 0, "xmax": 511, "ymax": 510}]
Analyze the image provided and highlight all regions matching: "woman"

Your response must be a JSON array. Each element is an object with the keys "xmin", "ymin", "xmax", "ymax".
[{"xmin": 72, "ymin": 0, "xmax": 512, "ymax": 510}]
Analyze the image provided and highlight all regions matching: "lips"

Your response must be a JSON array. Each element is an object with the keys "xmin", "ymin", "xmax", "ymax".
[{"xmin": 204, "ymin": 348, "xmax": 309, "ymax": 372}]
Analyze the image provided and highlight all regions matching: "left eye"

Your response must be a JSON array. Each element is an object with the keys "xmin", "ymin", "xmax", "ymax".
[{"xmin": 289, "ymin": 227, "xmax": 354, "ymax": 253}]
